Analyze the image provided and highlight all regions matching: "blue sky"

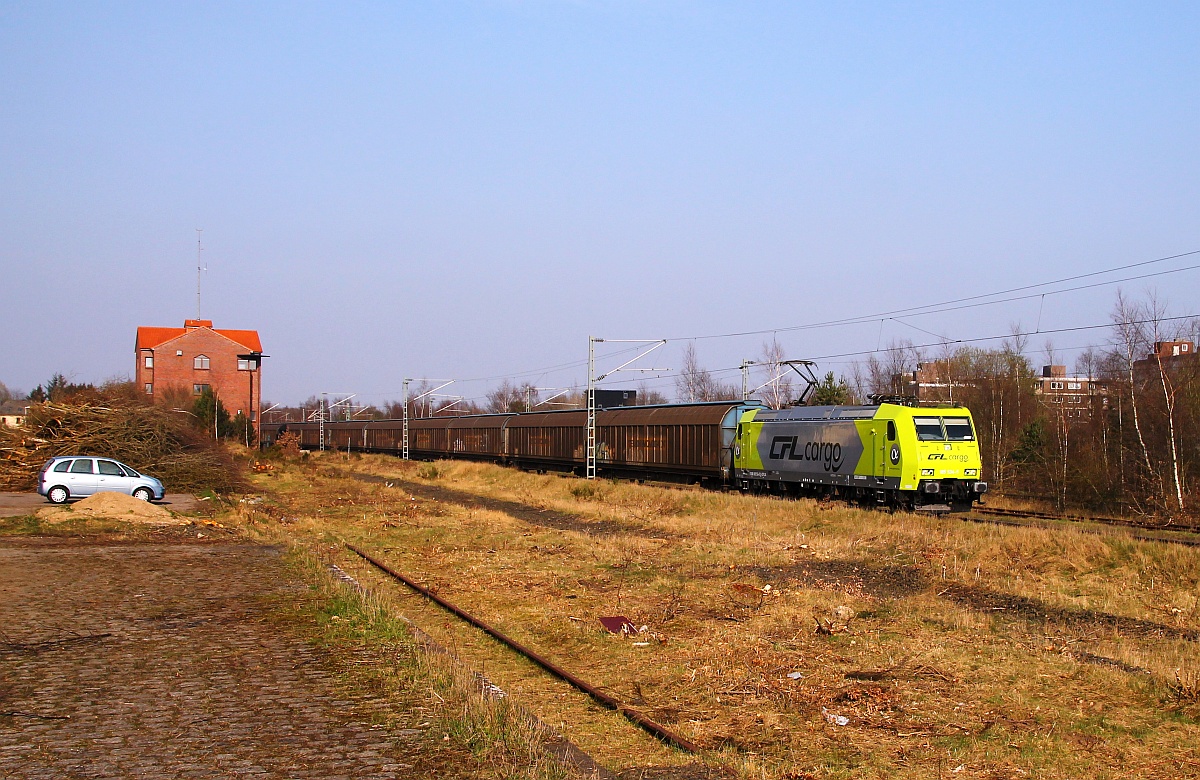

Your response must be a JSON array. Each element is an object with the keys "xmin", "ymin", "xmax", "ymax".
[{"xmin": 2, "ymin": 2, "xmax": 1198, "ymax": 405}]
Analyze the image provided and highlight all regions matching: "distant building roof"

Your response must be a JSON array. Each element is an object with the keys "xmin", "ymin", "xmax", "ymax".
[
  {"xmin": 0, "ymin": 399, "xmax": 29, "ymax": 415},
  {"xmin": 135, "ymin": 320, "xmax": 262, "ymax": 353}
]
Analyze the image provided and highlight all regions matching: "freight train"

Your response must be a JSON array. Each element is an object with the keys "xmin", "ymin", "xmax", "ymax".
[{"xmin": 262, "ymin": 399, "xmax": 988, "ymax": 512}]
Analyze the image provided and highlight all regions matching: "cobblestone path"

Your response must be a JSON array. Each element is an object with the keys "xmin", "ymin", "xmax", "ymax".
[{"xmin": 0, "ymin": 541, "xmax": 465, "ymax": 779}]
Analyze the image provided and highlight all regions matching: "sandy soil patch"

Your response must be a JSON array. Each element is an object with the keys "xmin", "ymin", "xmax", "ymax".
[{"xmin": 36, "ymin": 492, "xmax": 187, "ymax": 525}]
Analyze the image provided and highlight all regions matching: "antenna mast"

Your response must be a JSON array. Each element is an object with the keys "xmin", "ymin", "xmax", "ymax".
[{"xmin": 195, "ymin": 228, "xmax": 206, "ymax": 319}]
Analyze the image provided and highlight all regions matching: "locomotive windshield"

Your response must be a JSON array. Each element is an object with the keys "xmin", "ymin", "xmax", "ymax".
[
  {"xmin": 914, "ymin": 416, "xmax": 975, "ymax": 441},
  {"xmin": 914, "ymin": 417, "xmax": 944, "ymax": 441},
  {"xmin": 943, "ymin": 417, "xmax": 975, "ymax": 441}
]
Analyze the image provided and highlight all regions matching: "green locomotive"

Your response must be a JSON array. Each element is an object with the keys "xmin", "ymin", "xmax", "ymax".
[{"xmin": 732, "ymin": 402, "xmax": 987, "ymax": 512}]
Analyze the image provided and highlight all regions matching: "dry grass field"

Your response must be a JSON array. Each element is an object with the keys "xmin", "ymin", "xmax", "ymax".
[{"xmin": 240, "ymin": 453, "xmax": 1200, "ymax": 779}]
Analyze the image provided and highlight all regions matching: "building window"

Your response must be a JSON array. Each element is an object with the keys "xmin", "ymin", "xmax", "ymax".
[
  {"xmin": 144, "ymin": 383, "xmax": 153, "ymax": 394},
  {"xmin": 237, "ymin": 358, "xmax": 257, "ymax": 371},
  {"xmin": 177, "ymin": 350, "xmax": 183, "ymax": 356},
  {"xmin": 144, "ymin": 355, "xmax": 153, "ymax": 369},
  {"xmin": 193, "ymin": 383, "xmax": 210, "ymax": 395},
  {"xmin": 194, "ymin": 355, "xmax": 210, "ymax": 370},
  {"xmin": 1050, "ymin": 381, "xmax": 1064, "ymax": 390},
  {"xmin": 1067, "ymin": 382, "xmax": 1081, "ymax": 390}
]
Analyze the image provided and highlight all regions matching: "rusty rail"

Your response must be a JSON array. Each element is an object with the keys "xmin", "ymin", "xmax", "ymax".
[
  {"xmin": 965, "ymin": 508, "xmax": 1200, "ymax": 547},
  {"xmin": 347, "ymin": 544, "xmax": 699, "ymax": 753}
]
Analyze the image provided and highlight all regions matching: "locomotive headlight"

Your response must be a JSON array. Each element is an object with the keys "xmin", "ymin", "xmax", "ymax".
[
  {"xmin": 964, "ymin": 469, "xmax": 978, "ymax": 476},
  {"xmin": 921, "ymin": 468, "xmax": 935, "ymax": 476}
]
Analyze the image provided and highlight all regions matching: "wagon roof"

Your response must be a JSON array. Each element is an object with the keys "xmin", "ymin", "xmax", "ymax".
[
  {"xmin": 447, "ymin": 414, "xmax": 513, "ymax": 430},
  {"xmin": 599, "ymin": 403, "xmax": 743, "ymax": 426},
  {"xmin": 505, "ymin": 401, "xmax": 752, "ymax": 428}
]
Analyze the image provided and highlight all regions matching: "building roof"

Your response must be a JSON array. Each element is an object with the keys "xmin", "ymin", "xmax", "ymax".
[
  {"xmin": 0, "ymin": 399, "xmax": 29, "ymax": 415},
  {"xmin": 136, "ymin": 321, "xmax": 262, "ymax": 353}
]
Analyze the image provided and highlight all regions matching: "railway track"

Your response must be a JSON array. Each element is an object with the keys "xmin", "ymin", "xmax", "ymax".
[
  {"xmin": 966, "ymin": 505, "xmax": 1200, "ymax": 547},
  {"xmin": 347, "ymin": 544, "xmax": 700, "ymax": 754}
]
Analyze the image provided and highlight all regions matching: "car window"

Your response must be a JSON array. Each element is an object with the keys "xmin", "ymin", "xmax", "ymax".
[
  {"xmin": 943, "ymin": 417, "xmax": 975, "ymax": 441},
  {"xmin": 97, "ymin": 460, "xmax": 124, "ymax": 476},
  {"xmin": 53, "ymin": 460, "xmax": 72, "ymax": 473},
  {"xmin": 69, "ymin": 459, "xmax": 94, "ymax": 474},
  {"xmin": 119, "ymin": 464, "xmax": 140, "ymax": 477},
  {"xmin": 913, "ymin": 417, "xmax": 944, "ymax": 441}
]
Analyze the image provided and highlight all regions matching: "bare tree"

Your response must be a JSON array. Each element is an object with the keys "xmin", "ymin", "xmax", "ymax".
[
  {"xmin": 1043, "ymin": 339, "xmax": 1060, "ymax": 371},
  {"xmin": 1110, "ymin": 291, "xmax": 1160, "ymax": 510},
  {"xmin": 847, "ymin": 361, "xmax": 873, "ymax": 404},
  {"xmin": 675, "ymin": 343, "xmax": 737, "ymax": 402},
  {"xmin": 860, "ymin": 339, "xmax": 923, "ymax": 398},
  {"xmin": 1146, "ymin": 291, "xmax": 1187, "ymax": 514},
  {"xmin": 950, "ymin": 342, "xmax": 1037, "ymax": 491},
  {"xmin": 635, "ymin": 380, "xmax": 669, "ymax": 405},
  {"xmin": 676, "ymin": 343, "xmax": 708, "ymax": 401},
  {"xmin": 486, "ymin": 380, "xmax": 541, "ymax": 413},
  {"xmin": 560, "ymin": 384, "xmax": 587, "ymax": 409},
  {"xmin": 758, "ymin": 340, "xmax": 795, "ymax": 409},
  {"xmin": 1074, "ymin": 348, "xmax": 1100, "ymax": 382}
]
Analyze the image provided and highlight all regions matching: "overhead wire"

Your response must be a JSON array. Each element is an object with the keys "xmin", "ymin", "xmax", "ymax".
[
  {"xmin": 676, "ymin": 253, "xmax": 1200, "ymax": 341},
  {"xmin": 346, "ymin": 248, "xmax": 1200, "ymax": 405}
]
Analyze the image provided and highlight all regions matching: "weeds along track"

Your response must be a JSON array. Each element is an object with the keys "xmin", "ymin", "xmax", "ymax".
[
  {"xmin": 351, "ymin": 463, "xmax": 1200, "ymax": 547},
  {"xmin": 346, "ymin": 471, "xmax": 678, "ymax": 540},
  {"xmin": 348, "ymin": 543, "xmax": 700, "ymax": 753},
  {"xmin": 265, "ymin": 457, "xmax": 1200, "ymax": 778},
  {"xmin": 324, "ymin": 561, "xmax": 619, "ymax": 780},
  {"xmin": 969, "ymin": 506, "xmax": 1200, "ymax": 547}
]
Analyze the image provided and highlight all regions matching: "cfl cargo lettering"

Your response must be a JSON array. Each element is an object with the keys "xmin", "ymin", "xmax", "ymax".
[{"xmin": 769, "ymin": 436, "xmax": 844, "ymax": 472}]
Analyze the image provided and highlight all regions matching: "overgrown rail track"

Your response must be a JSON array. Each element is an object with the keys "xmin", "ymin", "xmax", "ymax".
[
  {"xmin": 966, "ymin": 505, "xmax": 1200, "ymax": 547},
  {"xmin": 347, "ymin": 543, "xmax": 701, "ymax": 754}
]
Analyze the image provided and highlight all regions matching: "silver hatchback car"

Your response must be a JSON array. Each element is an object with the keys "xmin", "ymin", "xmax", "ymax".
[{"xmin": 38, "ymin": 456, "xmax": 166, "ymax": 504}]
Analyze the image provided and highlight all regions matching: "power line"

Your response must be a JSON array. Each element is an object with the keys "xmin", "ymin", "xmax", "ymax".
[
  {"xmin": 591, "ymin": 312, "xmax": 1200, "ymax": 396},
  {"xmin": 349, "ymin": 248, "xmax": 1200, "ymax": 404},
  {"xmin": 675, "ymin": 248, "xmax": 1200, "ymax": 341},
  {"xmin": 357, "ymin": 309, "xmax": 1200, "ymax": 407}
]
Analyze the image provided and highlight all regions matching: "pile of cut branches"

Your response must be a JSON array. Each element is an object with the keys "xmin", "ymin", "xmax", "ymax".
[{"xmin": 0, "ymin": 401, "xmax": 245, "ymax": 494}]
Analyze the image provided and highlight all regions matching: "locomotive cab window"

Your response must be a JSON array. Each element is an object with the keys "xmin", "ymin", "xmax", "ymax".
[
  {"xmin": 886, "ymin": 420, "xmax": 896, "ymax": 441},
  {"xmin": 914, "ymin": 416, "xmax": 944, "ymax": 441},
  {"xmin": 943, "ymin": 417, "xmax": 975, "ymax": 441}
]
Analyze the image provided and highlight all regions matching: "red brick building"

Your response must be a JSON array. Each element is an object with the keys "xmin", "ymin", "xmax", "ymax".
[
  {"xmin": 135, "ymin": 320, "xmax": 264, "ymax": 432},
  {"xmin": 1035, "ymin": 365, "xmax": 1109, "ymax": 423},
  {"xmin": 1135, "ymin": 340, "xmax": 1195, "ymax": 372}
]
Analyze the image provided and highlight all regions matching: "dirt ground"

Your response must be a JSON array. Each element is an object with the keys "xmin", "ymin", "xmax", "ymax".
[
  {"xmin": 0, "ymin": 492, "xmax": 203, "ymax": 517},
  {"xmin": 0, "ymin": 536, "xmax": 495, "ymax": 779}
]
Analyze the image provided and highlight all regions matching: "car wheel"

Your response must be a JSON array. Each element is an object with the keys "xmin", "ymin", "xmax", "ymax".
[
  {"xmin": 133, "ymin": 487, "xmax": 153, "ymax": 502},
  {"xmin": 47, "ymin": 486, "xmax": 69, "ymax": 504}
]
